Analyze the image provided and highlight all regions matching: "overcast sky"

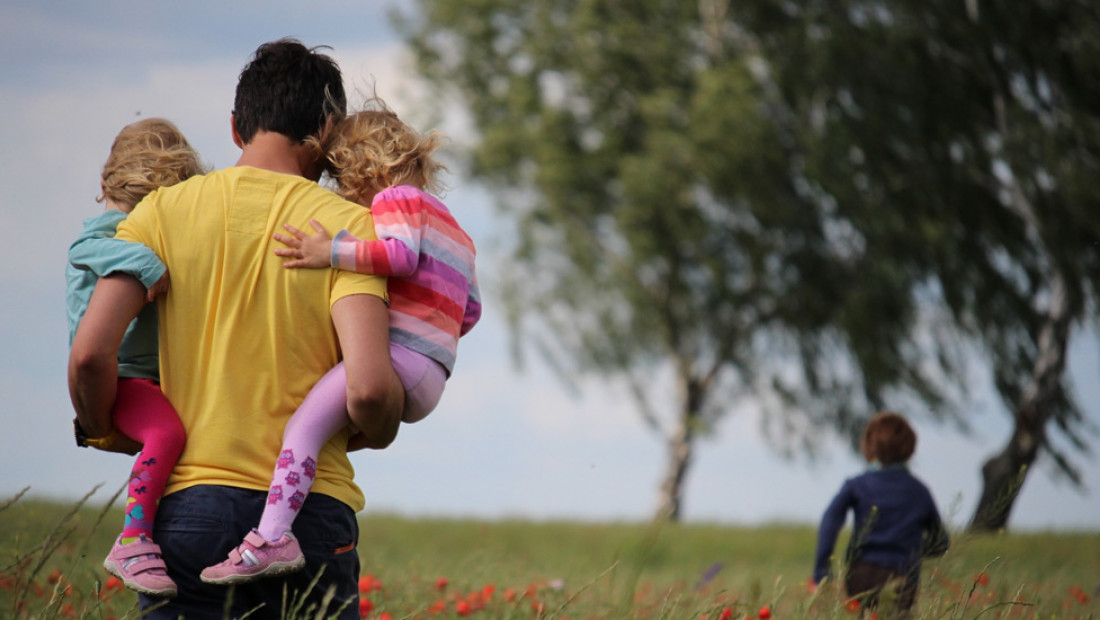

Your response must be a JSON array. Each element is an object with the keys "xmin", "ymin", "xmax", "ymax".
[{"xmin": 1, "ymin": 1, "xmax": 1097, "ymax": 533}]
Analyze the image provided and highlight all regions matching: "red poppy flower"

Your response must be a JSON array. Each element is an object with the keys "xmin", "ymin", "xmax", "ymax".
[
  {"xmin": 359, "ymin": 574, "xmax": 381, "ymax": 592},
  {"xmin": 757, "ymin": 605, "xmax": 771, "ymax": 619}
]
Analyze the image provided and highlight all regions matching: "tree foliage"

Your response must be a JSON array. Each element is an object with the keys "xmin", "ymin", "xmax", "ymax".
[{"xmin": 396, "ymin": 0, "xmax": 1100, "ymax": 524}]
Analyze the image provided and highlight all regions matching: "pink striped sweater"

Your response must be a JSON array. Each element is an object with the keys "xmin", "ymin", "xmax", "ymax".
[{"xmin": 331, "ymin": 185, "xmax": 481, "ymax": 374}]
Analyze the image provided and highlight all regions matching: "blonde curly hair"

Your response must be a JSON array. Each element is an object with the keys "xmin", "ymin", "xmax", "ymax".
[
  {"xmin": 320, "ymin": 100, "xmax": 446, "ymax": 205},
  {"xmin": 98, "ymin": 118, "xmax": 205, "ymax": 209}
]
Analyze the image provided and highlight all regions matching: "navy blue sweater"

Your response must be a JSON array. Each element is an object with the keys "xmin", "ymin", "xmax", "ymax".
[{"xmin": 813, "ymin": 466, "xmax": 949, "ymax": 583}]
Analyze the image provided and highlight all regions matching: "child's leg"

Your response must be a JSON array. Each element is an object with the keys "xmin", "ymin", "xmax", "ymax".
[
  {"xmin": 111, "ymin": 378, "xmax": 186, "ymax": 542},
  {"xmin": 105, "ymin": 378, "xmax": 184, "ymax": 596},
  {"xmin": 256, "ymin": 363, "xmax": 352, "ymax": 542},
  {"xmin": 845, "ymin": 561, "xmax": 896, "ymax": 612},
  {"xmin": 391, "ymin": 343, "xmax": 447, "ymax": 424}
]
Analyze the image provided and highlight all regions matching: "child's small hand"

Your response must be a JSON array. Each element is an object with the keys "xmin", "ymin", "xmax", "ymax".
[{"xmin": 274, "ymin": 219, "xmax": 333, "ymax": 269}]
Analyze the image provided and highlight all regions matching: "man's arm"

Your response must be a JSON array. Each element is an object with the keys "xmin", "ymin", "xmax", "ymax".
[
  {"xmin": 331, "ymin": 294, "xmax": 404, "ymax": 450},
  {"xmin": 68, "ymin": 274, "xmax": 146, "ymax": 451}
]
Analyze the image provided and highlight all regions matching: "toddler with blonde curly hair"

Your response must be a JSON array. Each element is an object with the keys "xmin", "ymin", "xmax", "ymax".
[{"xmin": 68, "ymin": 117, "xmax": 204, "ymax": 597}]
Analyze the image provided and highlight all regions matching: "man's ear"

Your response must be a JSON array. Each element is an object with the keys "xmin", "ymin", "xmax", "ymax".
[{"xmin": 230, "ymin": 114, "xmax": 244, "ymax": 148}]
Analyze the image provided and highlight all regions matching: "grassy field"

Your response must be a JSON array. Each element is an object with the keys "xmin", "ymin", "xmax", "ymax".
[{"xmin": 1, "ymin": 487, "xmax": 1096, "ymax": 619}]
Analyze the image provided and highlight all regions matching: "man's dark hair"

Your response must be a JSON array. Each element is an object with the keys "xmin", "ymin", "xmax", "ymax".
[{"xmin": 233, "ymin": 38, "xmax": 347, "ymax": 144}]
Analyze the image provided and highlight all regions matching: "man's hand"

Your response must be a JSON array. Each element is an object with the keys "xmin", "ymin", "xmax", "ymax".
[
  {"xmin": 348, "ymin": 429, "xmax": 399, "ymax": 452},
  {"xmin": 73, "ymin": 419, "xmax": 143, "ymax": 455},
  {"xmin": 273, "ymin": 219, "xmax": 333, "ymax": 269},
  {"xmin": 145, "ymin": 271, "xmax": 170, "ymax": 302}
]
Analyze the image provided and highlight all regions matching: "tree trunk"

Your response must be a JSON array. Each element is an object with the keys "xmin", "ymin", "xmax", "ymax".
[
  {"xmin": 970, "ymin": 274, "xmax": 1071, "ymax": 532},
  {"xmin": 653, "ymin": 377, "xmax": 703, "ymax": 521}
]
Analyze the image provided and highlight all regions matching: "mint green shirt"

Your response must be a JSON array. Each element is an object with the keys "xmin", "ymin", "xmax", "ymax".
[{"xmin": 66, "ymin": 209, "xmax": 166, "ymax": 381}]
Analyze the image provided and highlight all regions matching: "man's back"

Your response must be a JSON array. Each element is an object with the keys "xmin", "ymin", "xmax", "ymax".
[{"xmin": 117, "ymin": 165, "xmax": 386, "ymax": 510}]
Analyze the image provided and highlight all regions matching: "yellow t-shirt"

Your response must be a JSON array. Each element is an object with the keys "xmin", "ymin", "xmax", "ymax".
[{"xmin": 116, "ymin": 166, "xmax": 387, "ymax": 511}]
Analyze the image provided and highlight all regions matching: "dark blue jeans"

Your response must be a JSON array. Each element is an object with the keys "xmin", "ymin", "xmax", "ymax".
[{"xmin": 138, "ymin": 485, "xmax": 360, "ymax": 619}]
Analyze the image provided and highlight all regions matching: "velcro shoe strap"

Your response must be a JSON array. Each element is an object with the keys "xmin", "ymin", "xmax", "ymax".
[
  {"xmin": 116, "ymin": 541, "xmax": 164, "ymax": 560},
  {"xmin": 227, "ymin": 531, "xmax": 269, "ymax": 566},
  {"xmin": 243, "ymin": 531, "xmax": 268, "ymax": 548},
  {"xmin": 124, "ymin": 555, "xmax": 168, "ymax": 575}
]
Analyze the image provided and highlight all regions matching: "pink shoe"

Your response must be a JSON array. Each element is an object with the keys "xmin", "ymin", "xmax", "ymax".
[
  {"xmin": 103, "ymin": 534, "xmax": 177, "ymax": 597},
  {"xmin": 200, "ymin": 530, "xmax": 305, "ymax": 585}
]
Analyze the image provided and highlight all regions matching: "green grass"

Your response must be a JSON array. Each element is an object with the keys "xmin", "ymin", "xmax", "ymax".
[{"xmin": 1, "ymin": 488, "xmax": 1097, "ymax": 619}]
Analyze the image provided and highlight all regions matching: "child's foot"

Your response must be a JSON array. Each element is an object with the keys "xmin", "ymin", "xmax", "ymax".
[
  {"xmin": 200, "ymin": 530, "xmax": 304, "ymax": 585},
  {"xmin": 103, "ymin": 534, "xmax": 177, "ymax": 597}
]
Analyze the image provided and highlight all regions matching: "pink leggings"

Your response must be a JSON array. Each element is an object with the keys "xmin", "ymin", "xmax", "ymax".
[
  {"xmin": 111, "ymin": 378, "xmax": 186, "ymax": 540},
  {"xmin": 255, "ymin": 343, "xmax": 445, "ymax": 540}
]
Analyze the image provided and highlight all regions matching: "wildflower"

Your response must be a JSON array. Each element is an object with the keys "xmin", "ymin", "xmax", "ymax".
[
  {"xmin": 379, "ymin": 614, "xmax": 393, "ymax": 620},
  {"xmin": 106, "ymin": 576, "xmax": 124, "ymax": 592},
  {"xmin": 465, "ymin": 590, "xmax": 486, "ymax": 611},
  {"xmin": 358, "ymin": 598, "xmax": 373, "ymax": 618},
  {"xmin": 846, "ymin": 598, "xmax": 861, "ymax": 613},
  {"xmin": 719, "ymin": 608, "xmax": 734, "ymax": 620},
  {"xmin": 758, "ymin": 605, "xmax": 771, "ymax": 619},
  {"xmin": 435, "ymin": 577, "xmax": 448, "ymax": 590},
  {"xmin": 455, "ymin": 599, "xmax": 472, "ymax": 616},
  {"xmin": 482, "ymin": 583, "xmax": 495, "ymax": 601},
  {"xmin": 359, "ymin": 574, "xmax": 381, "ymax": 592},
  {"xmin": 503, "ymin": 587, "xmax": 517, "ymax": 602},
  {"xmin": 975, "ymin": 572, "xmax": 990, "ymax": 587},
  {"xmin": 428, "ymin": 599, "xmax": 446, "ymax": 614},
  {"xmin": 47, "ymin": 569, "xmax": 63, "ymax": 585},
  {"xmin": 531, "ymin": 600, "xmax": 546, "ymax": 615},
  {"xmin": 697, "ymin": 562, "xmax": 724, "ymax": 590}
]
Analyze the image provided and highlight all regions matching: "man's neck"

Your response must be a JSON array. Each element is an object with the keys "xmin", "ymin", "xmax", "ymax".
[{"xmin": 235, "ymin": 131, "xmax": 321, "ymax": 180}]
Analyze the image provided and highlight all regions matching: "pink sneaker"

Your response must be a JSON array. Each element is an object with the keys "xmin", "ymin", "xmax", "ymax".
[
  {"xmin": 103, "ymin": 534, "xmax": 177, "ymax": 597},
  {"xmin": 200, "ymin": 530, "xmax": 305, "ymax": 585}
]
